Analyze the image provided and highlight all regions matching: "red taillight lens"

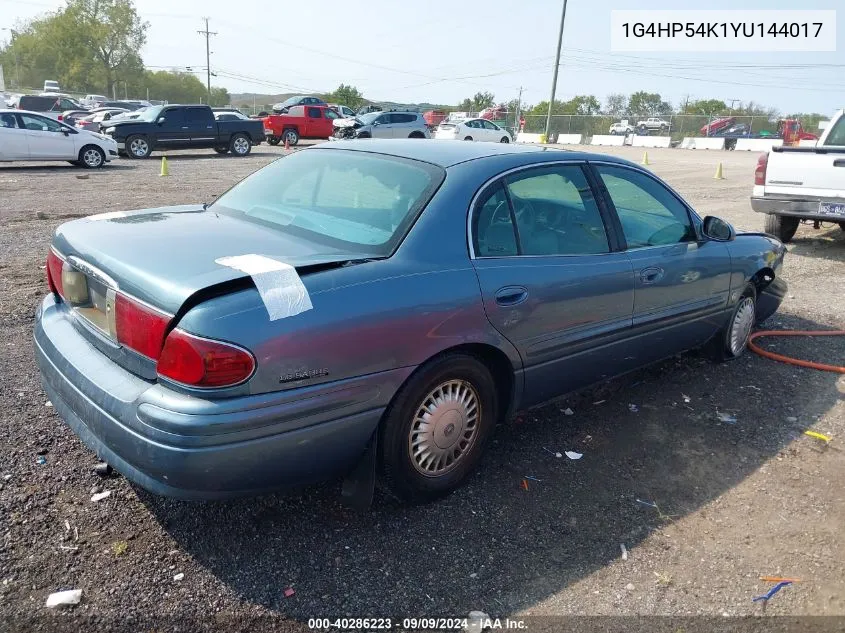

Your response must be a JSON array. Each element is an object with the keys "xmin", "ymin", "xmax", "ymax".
[
  {"xmin": 157, "ymin": 329, "xmax": 255, "ymax": 388},
  {"xmin": 46, "ymin": 249, "xmax": 65, "ymax": 298},
  {"xmin": 57, "ymin": 114, "xmax": 63, "ymax": 121},
  {"xmin": 754, "ymin": 152, "xmax": 768, "ymax": 186},
  {"xmin": 114, "ymin": 293, "xmax": 170, "ymax": 360}
]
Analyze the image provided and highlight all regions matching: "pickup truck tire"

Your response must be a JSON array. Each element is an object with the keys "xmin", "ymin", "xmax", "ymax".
[
  {"xmin": 267, "ymin": 136, "xmax": 281, "ymax": 146},
  {"xmin": 126, "ymin": 135, "xmax": 152, "ymax": 159},
  {"xmin": 281, "ymin": 129, "xmax": 299, "ymax": 146},
  {"xmin": 213, "ymin": 147, "xmax": 229, "ymax": 154},
  {"xmin": 764, "ymin": 214, "xmax": 799, "ymax": 243},
  {"xmin": 229, "ymin": 134, "xmax": 252, "ymax": 156}
]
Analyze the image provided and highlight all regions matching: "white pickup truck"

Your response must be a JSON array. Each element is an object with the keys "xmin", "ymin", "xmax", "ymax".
[{"xmin": 751, "ymin": 108, "xmax": 845, "ymax": 242}]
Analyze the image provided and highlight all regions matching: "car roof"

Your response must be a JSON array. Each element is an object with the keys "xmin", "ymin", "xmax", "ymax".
[{"xmin": 311, "ymin": 139, "xmax": 636, "ymax": 169}]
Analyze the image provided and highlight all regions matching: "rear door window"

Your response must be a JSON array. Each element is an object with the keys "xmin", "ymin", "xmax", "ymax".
[
  {"xmin": 186, "ymin": 107, "xmax": 212, "ymax": 126},
  {"xmin": 823, "ymin": 116, "xmax": 845, "ymax": 146}
]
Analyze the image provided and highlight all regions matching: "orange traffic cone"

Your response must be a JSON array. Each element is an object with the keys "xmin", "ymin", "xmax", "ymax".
[{"xmin": 284, "ymin": 138, "xmax": 290, "ymax": 151}]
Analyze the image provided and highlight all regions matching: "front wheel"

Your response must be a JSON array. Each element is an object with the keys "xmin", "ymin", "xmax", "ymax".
[
  {"xmin": 229, "ymin": 133, "xmax": 252, "ymax": 156},
  {"xmin": 79, "ymin": 145, "xmax": 106, "ymax": 168},
  {"xmin": 764, "ymin": 214, "xmax": 799, "ymax": 243},
  {"xmin": 713, "ymin": 285, "xmax": 757, "ymax": 361},
  {"xmin": 379, "ymin": 354, "xmax": 497, "ymax": 502},
  {"xmin": 267, "ymin": 136, "xmax": 280, "ymax": 146},
  {"xmin": 126, "ymin": 135, "xmax": 151, "ymax": 159},
  {"xmin": 464, "ymin": 136, "xmax": 473, "ymax": 141},
  {"xmin": 500, "ymin": 136, "xmax": 510, "ymax": 143}
]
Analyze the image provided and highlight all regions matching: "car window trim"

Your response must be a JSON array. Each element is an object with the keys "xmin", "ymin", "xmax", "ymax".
[
  {"xmin": 587, "ymin": 160, "xmax": 703, "ymax": 249},
  {"xmin": 468, "ymin": 160, "xmax": 617, "ymax": 260}
]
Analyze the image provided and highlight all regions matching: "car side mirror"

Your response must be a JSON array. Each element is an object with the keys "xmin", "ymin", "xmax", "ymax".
[
  {"xmin": 702, "ymin": 216, "xmax": 735, "ymax": 241},
  {"xmin": 157, "ymin": 117, "xmax": 166, "ymax": 125}
]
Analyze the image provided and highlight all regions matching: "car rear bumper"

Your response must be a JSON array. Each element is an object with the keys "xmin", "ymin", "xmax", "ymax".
[
  {"xmin": 751, "ymin": 195, "xmax": 845, "ymax": 222},
  {"xmin": 34, "ymin": 294, "xmax": 403, "ymax": 500}
]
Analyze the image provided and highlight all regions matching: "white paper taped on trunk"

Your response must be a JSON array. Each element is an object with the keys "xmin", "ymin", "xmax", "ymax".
[{"xmin": 215, "ymin": 254, "xmax": 313, "ymax": 321}]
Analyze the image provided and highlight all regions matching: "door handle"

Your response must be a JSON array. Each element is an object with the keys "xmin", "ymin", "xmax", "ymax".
[
  {"xmin": 181, "ymin": 126, "xmax": 189, "ymax": 129},
  {"xmin": 639, "ymin": 267, "xmax": 664, "ymax": 285},
  {"xmin": 494, "ymin": 286, "xmax": 528, "ymax": 306}
]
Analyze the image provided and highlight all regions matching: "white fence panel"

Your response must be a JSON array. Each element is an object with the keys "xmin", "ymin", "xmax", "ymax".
[{"xmin": 589, "ymin": 135, "xmax": 626, "ymax": 146}]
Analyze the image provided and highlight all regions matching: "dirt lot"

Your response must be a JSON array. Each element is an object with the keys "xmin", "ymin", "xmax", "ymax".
[{"xmin": 1, "ymin": 143, "xmax": 844, "ymax": 632}]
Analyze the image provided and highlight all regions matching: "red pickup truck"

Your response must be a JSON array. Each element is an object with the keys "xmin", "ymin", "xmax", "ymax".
[{"xmin": 262, "ymin": 105, "xmax": 340, "ymax": 146}]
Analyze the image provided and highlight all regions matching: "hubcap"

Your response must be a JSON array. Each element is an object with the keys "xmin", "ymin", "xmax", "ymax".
[
  {"xmin": 83, "ymin": 149, "xmax": 102, "ymax": 167},
  {"xmin": 233, "ymin": 137, "xmax": 249, "ymax": 153},
  {"xmin": 130, "ymin": 138, "xmax": 148, "ymax": 156},
  {"xmin": 284, "ymin": 131, "xmax": 296, "ymax": 143},
  {"xmin": 409, "ymin": 379, "xmax": 480, "ymax": 477},
  {"xmin": 730, "ymin": 296, "xmax": 755, "ymax": 355}
]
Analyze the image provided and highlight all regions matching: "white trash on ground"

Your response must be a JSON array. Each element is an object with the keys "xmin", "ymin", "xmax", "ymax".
[{"xmin": 45, "ymin": 589, "xmax": 82, "ymax": 608}]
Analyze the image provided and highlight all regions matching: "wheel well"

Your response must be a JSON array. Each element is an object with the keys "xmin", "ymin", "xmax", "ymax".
[
  {"xmin": 409, "ymin": 131, "xmax": 424, "ymax": 138},
  {"xmin": 426, "ymin": 343, "xmax": 514, "ymax": 420},
  {"xmin": 750, "ymin": 267, "xmax": 775, "ymax": 292}
]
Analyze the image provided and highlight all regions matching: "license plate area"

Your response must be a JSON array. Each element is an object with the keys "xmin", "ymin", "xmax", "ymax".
[
  {"xmin": 65, "ymin": 256, "xmax": 118, "ymax": 340},
  {"xmin": 818, "ymin": 202, "xmax": 845, "ymax": 217}
]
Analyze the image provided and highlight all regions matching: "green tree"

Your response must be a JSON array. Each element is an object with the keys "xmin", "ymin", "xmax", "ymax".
[
  {"xmin": 682, "ymin": 99, "xmax": 727, "ymax": 115},
  {"xmin": 628, "ymin": 91, "xmax": 672, "ymax": 116},
  {"xmin": 324, "ymin": 83, "xmax": 365, "ymax": 110},
  {"xmin": 0, "ymin": 0, "xmax": 147, "ymax": 94},
  {"xmin": 209, "ymin": 86, "xmax": 230, "ymax": 107},
  {"xmin": 604, "ymin": 93, "xmax": 628, "ymax": 116},
  {"xmin": 456, "ymin": 91, "xmax": 495, "ymax": 112},
  {"xmin": 141, "ymin": 70, "xmax": 207, "ymax": 103}
]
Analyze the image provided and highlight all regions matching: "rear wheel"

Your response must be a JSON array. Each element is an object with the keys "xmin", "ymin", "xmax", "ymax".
[
  {"xmin": 79, "ymin": 145, "xmax": 105, "ymax": 168},
  {"xmin": 281, "ymin": 128, "xmax": 299, "ymax": 146},
  {"xmin": 267, "ymin": 136, "xmax": 280, "ymax": 146},
  {"xmin": 764, "ymin": 214, "xmax": 799, "ymax": 243},
  {"xmin": 379, "ymin": 353, "xmax": 497, "ymax": 502},
  {"xmin": 213, "ymin": 147, "xmax": 229, "ymax": 154},
  {"xmin": 229, "ymin": 133, "xmax": 252, "ymax": 156},
  {"xmin": 126, "ymin": 135, "xmax": 151, "ymax": 159},
  {"xmin": 464, "ymin": 136, "xmax": 473, "ymax": 141},
  {"xmin": 500, "ymin": 136, "xmax": 509, "ymax": 143}
]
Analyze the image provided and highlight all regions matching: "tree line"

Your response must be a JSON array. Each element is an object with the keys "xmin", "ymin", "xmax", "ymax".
[{"xmin": 0, "ymin": 0, "xmax": 229, "ymax": 105}]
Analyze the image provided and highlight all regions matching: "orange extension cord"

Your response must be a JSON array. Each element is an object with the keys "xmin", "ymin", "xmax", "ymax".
[{"xmin": 748, "ymin": 330, "xmax": 845, "ymax": 374}]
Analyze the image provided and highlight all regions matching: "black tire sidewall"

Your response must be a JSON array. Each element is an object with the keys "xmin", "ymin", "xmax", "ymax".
[
  {"xmin": 78, "ymin": 145, "xmax": 104, "ymax": 168},
  {"xmin": 379, "ymin": 354, "xmax": 497, "ymax": 501}
]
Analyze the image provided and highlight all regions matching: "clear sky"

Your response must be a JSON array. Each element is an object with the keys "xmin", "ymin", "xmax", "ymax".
[{"xmin": 2, "ymin": 0, "xmax": 843, "ymax": 114}]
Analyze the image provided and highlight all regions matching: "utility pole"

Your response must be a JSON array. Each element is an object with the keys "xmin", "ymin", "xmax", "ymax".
[
  {"xmin": 514, "ymin": 86, "xmax": 523, "ymax": 135},
  {"xmin": 197, "ymin": 18, "xmax": 217, "ymax": 100},
  {"xmin": 544, "ymin": 0, "xmax": 568, "ymax": 140},
  {"xmin": 727, "ymin": 98, "xmax": 739, "ymax": 115}
]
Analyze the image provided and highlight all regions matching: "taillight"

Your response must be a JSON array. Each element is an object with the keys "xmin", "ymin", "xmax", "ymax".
[
  {"xmin": 754, "ymin": 152, "xmax": 768, "ymax": 185},
  {"xmin": 57, "ymin": 114, "xmax": 63, "ymax": 121},
  {"xmin": 114, "ymin": 293, "xmax": 170, "ymax": 360},
  {"xmin": 157, "ymin": 329, "xmax": 255, "ymax": 388},
  {"xmin": 46, "ymin": 249, "xmax": 65, "ymax": 298}
]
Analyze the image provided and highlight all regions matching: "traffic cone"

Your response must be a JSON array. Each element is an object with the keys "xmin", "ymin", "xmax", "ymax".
[
  {"xmin": 284, "ymin": 138, "xmax": 290, "ymax": 151},
  {"xmin": 713, "ymin": 162, "xmax": 725, "ymax": 179},
  {"xmin": 641, "ymin": 151, "xmax": 649, "ymax": 165},
  {"xmin": 160, "ymin": 156, "xmax": 169, "ymax": 177}
]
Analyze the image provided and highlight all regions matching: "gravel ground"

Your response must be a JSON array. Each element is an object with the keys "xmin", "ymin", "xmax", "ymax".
[{"xmin": 1, "ymin": 143, "xmax": 843, "ymax": 632}]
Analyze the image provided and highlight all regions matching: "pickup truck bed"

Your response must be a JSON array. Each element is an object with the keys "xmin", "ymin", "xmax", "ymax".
[{"xmin": 750, "ymin": 109, "xmax": 845, "ymax": 242}]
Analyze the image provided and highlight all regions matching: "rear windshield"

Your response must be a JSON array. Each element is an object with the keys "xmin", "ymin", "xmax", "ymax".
[{"xmin": 211, "ymin": 149, "xmax": 445, "ymax": 256}]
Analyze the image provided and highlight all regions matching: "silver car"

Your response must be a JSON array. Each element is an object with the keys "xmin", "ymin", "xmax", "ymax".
[{"xmin": 332, "ymin": 111, "xmax": 430, "ymax": 140}]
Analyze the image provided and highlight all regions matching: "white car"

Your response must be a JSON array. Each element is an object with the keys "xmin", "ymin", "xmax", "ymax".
[
  {"xmin": 609, "ymin": 122, "xmax": 634, "ymax": 135},
  {"xmin": 0, "ymin": 109, "xmax": 118, "ymax": 168},
  {"xmin": 435, "ymin": 117, "xmax": 512, "ymax": 143}
]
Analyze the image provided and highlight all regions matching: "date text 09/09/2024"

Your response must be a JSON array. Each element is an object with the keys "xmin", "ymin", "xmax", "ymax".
[
  {"xmin": 307, "ymin": 617, "xmax": 527, "ymax": 630},
  {"xmin": 621, "ymin": 22, "xmax": 824, "ymax": 38}
]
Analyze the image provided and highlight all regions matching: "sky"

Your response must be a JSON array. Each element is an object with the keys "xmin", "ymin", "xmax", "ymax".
[{"xmin": 2, "ymin": 0, "xmax": 843, "ymax": 114}]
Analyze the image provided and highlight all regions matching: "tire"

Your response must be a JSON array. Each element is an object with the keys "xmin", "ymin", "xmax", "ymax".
[
  {"xmin": 839, "ymin": 222, "xmax": 845, "ymax": 232},
  {"xmin": 281, "ymin": 128, "xmax": 299, "ymax": 146},
  {"xmin": 464, "ymin": 136, "xmax": 473, "ymax": 141},
  {"xmin": 379, "ymin": 353, "xmax": 498, "ymax": 502},
  {"xmin": 408, "ymin": 132, "xmax": 425, "ymax": 139},
  {"xmin": 267, "ymin": 136, "xmax": 280, "ymax": 146},
  {"xmin": 213, "ymin": 147, "xmax": 229, "ymax": 154},
  {"xmin": 713, "ymin": 284, "xmax": 756, "ymax": 361},
  {"xmin": 610, "ymin": 130, "xmax": 618, "ymax": 135},
  {"xmin": 78, "ymin": 145, "xmax": 105, "ymax": 169},
  {"xmin": 500, "ymin": 136, "xmax": 510, "ymax": 143},
  {"xmin": 229, "ymin": 133, "xmax": 252, "ymax": 156},
  {"xmin": 125, "ymin": 135, "xmax": 151, "ymax": 159},
  {"xmin": 764, "ymin": 214, "xmax": 799, "ymax": 243}
]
